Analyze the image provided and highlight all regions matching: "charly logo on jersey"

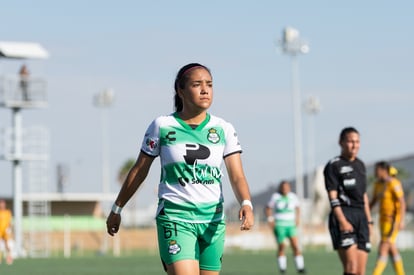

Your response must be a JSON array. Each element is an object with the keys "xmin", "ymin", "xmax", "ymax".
[
  {"xmin": 340, "ymin": 166, "xmax": 353, "ymax": 174},
  {"xmin": 168, "ymin": 240, "xmax": 181, "ymax": 255},
  {"xmin": 207, "ymin": 128, "xmax": 220, "ymax": 144},
  {"xmin": 165, "ymin": 131, "xmax": 176, "ymax": 142}
]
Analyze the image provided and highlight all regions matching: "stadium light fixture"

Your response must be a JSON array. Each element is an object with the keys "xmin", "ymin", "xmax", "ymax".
[{"xmin": 0, "ymin": 41, "xmax": 49, "ymax": 59}]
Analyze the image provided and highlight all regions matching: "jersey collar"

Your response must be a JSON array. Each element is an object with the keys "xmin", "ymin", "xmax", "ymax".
[{"xmin": 173, "ymin": 112, "xmax": 210, "ymax": 131}]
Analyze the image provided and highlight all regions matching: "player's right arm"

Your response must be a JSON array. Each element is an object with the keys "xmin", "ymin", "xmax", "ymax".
[
  {"xmin": 324, "ymin": 161, "xmax": 353, "ymax": 232},
  {"xmin": 393, "ymin": 180, "xmax": 406, "ymax": 230},
  {"xmin": 265, "ymin": 205, "xmax": 275, "ymax": 228},
  {"xmin": 328, "ymin": 190, "xmax": 353, "ymax": 232},
  {"xmin": 106, "ymin": 151, "xmax": 155, "ymax": 236}
]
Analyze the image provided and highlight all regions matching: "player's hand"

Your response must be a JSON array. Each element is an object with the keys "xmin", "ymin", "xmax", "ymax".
[
  {"xmin": 339, "ymin": 220, "xmax": 353, "ymax": 233},
  {"xmin": 267, "ymin": 217, "xmax": 275, "ymax": 229},
  {"xmin": 239, "ymin": 205, "xmax": 254, "ymax": 231},
  {"xmin": 398, "ymin": 221, "xmax": 405, "ymax": 230},
  {"xmin": 368, "ymin": 223, "xmax": 373, "ymax": 237},
  {"xmin": 106, "ymin": 212, "xmax": 121, "ymax": 236}
]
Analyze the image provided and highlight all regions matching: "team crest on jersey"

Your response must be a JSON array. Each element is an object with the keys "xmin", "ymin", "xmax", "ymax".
[
  {"xmin": 207, "ymin": 128, "xmax": 220, "ymax": 144},
  {"xmin": 168, "ymin": 240, "xmax": 181, "ymax": 255},
  {"xmin": 145, "ymin": 137, "xmax": 158, "ymax": 151}
]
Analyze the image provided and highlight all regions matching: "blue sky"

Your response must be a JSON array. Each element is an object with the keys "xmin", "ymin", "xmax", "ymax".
[{"xmin": 1, "ymin": 1, "xmax": 413, "ymax": 206}]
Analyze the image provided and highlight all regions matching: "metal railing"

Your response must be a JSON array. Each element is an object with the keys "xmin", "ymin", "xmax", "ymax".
[
  {"xmin": 0, "ymin": 126, "xmax": 49, "ymax": 161},
  {"xmin": 0, "ymin": 74, "xmax": 47, "ymax": 108}
]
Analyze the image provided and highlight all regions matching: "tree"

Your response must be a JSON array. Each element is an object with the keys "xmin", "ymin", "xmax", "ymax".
[{"xmin": 118, "ymin": 158, "xmax": 135, "ymax": 184}]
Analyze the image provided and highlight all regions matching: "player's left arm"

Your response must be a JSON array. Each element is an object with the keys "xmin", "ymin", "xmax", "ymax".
[
  {"xmin": 224, "ymin": 152, "xmax": 254, "ymax": 231},
  {"xmin": 397, "ymin": 196, "xmax": 406, "ymax": 230},
  {"xmin": 394, "ymin": 182, "xmax": 406, "ymax": 230},
  {"xmin": 363, "ymin": 193, "xmax": 374, "ymax": 233}
]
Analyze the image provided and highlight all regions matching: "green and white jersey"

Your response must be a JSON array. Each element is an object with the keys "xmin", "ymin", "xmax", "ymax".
[
  {"xmin": 267, "ymin": 192, "xmax": 299, "ymax": 227},
  {"xmin": 141, "ymin": 112, "xmax": 242, "ymax": 223}
]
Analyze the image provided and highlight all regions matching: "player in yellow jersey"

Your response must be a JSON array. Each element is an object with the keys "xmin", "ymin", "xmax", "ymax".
[
  {"xmin": 369, "ymin": 162, "xmax": 406, "ymax": 275},
  {"xmin": 0, "ymin": 199, "xmax": 13, "ymax": 265}
]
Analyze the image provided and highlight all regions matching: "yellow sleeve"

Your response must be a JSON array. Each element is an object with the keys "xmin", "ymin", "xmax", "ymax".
[{"xmin": 390, "ymin": 179, "xmax": 404, "ymax": 199}]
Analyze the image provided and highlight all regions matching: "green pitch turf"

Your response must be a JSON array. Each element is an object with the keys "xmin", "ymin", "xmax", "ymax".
[{"xmin": 1, "ymin": 249, "xmax": 413, "ymax": 274}]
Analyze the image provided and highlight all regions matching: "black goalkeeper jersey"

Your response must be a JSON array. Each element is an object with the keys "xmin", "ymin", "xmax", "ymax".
[{"xmin": 323, "ymin": 156, "xmax": 367, "ymax": 209}]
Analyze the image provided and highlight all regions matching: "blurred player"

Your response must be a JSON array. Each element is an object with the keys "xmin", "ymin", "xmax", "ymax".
[
  {"xmin": 266, "ymin": 180, "xmax": 306, "ymax": 274},
  {"xmin": 0, "ymin": 199, "xmax": 13, "ymax": 265},
  {"xmin": 324, "ymin": 127, "xmax": 373, "ymax": 275},
  {"xmin": 369, "ymin": 162, "xmax": 406, "ymax": 275}
]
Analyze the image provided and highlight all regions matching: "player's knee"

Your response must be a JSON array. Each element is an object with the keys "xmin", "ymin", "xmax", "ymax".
[{"xmin": 344, "ymin": 259, "xmax": 358, "ymax": 274}]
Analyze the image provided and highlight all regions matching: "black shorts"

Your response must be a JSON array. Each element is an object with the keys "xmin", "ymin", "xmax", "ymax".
[{"xmin": 328, "ymin": 207, "xmax": 371, "ymax": 252}]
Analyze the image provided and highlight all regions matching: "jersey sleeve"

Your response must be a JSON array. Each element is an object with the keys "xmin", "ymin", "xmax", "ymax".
[
  {"xmin": 391, "ymin": 179, "xmax": 404, "ymax": 199},
  {"xmin": 267, "ymin": 193, "xmax": 276, "ymax": 208},
  {"xmin": 140, "ymin": 118, "xmax": 161, "ymax": 157},
  {"xmin": 323, "ymin": 160, "xmax": 340, "ymax": 191},
  {"xmin": 223, "ymin": 121, "xmax": 242, "ymax": 157}
]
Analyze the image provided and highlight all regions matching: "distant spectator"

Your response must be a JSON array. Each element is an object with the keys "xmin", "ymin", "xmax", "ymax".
[{"xmin": 19, "ymin": 64, "xmax": 30, "ymax": 101}]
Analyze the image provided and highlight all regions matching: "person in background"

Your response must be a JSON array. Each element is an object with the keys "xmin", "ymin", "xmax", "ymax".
[
  {"xmin": 0, "ymin": 199, "xmax": 13, "ymax": 265},
  {"xmin": 323, "ymin": 127, "xmax": 373, "ymax": 275},
  {"xmin": 266, "ymin": 180, "xmax": 306, "ymax": 274},
  {"xmin": 106, "ymin": 63, "xmax": 254, "ymax": 275},
  {"xmin": 19, "ymin": 64, "xmax": 30, "ymax": 101},
  {"xmin": 370, "ymin": 161, "xmax": 406, "ymax": 275}
]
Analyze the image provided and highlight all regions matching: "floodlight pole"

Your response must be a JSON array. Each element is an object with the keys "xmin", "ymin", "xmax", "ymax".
[
  {"xmin": 93, "ymin": 88, "xmax": 114, "ymax": 255},
  {"xmin": 280, "ymin": 27, "xmax": 309, "ymax": 201},
  {"xmin": 93, "ymin": 89, "xmax": 114, "ymax": 197},
  {"xmin": 291, "ymin": 54, "xmax": 304, "ymax": 200},
  {"xmin": 304, "ymin": 96, "xmax": 321, "ymax": 199},
  {"xmin": 0, "ymin": 41, "xmax": 49, "ymax": 258},
  {"xmin": 12, "ymin": 107, "xmax": 24, "ymax": 257}
]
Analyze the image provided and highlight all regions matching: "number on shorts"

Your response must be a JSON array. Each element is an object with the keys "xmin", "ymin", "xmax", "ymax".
[{"xmin": 163, "ymin": 222, "xmax": 178, "ymax": 239}]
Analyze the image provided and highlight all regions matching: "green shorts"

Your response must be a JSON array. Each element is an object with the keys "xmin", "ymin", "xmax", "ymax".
[
  {"xmin": 156, "ymin": 215, "xmax": 225, "ymax": 271},
  {"xmin": 274, "ymin": 225, "xmax": 297, "ymax": 244}
]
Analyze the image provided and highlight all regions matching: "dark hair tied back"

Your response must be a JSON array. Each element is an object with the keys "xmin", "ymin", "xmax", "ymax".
[{"xmin": 173, "ymin": 63, "xmax": 210, "ymax": 112}]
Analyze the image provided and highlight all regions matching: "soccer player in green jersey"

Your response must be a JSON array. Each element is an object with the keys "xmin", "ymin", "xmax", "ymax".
[
  {"xmin": 106, "ymin": 63, "xmax": 254, "ymax": 275},
  {"xmin": 266, "ymin": 180, "xmax": 306, "ymax": 274}
]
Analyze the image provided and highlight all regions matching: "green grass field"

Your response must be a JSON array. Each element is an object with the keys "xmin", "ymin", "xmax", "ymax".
[{"xmin": 1, "ymin": 249, "xmax": 413, "ymax": 274}]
